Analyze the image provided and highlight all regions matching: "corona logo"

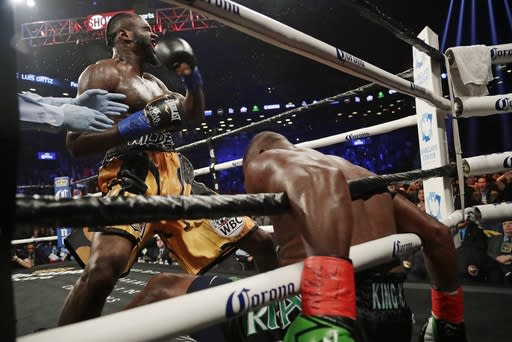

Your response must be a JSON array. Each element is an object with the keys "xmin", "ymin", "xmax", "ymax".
[
  {"xmin": 504, "ymin": 155, "xmax": 512, "ymax": 169},
  {"xmin": 225, "ymin": 283, "xmax": 295, "ymax": 318},
  {"xmin": 490, "ymin": 47, "xmax": 512, "ymax": 60},
  {"xmin": 345, "ymin": 132, "xmax": 370, "ymax": 141},
  {"xmin": 495, "ymin": 97, "xmax": 512, "ymax": 111}
]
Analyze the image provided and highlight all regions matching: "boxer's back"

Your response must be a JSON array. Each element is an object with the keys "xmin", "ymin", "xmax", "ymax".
[
  {"xmin": 244, "ymin": 142, "xmax": 398, "ymax": 267},
  {"xmin": 334, "ymin": 157, "xmax": 398, "ymax": 247}
]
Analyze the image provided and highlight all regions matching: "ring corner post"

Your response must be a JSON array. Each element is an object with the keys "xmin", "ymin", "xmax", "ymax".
[{"xmin": 413, "ymin": 26, "xmax": 455, "ymax": 221}]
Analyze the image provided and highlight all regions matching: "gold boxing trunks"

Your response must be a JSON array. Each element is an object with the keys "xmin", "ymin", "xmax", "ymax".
[{"xmin": 65, "ymin": 149, "xmax": 256, "ymax": 275}]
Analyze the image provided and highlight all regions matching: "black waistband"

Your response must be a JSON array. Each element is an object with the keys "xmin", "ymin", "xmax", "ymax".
[{"xmin": 104, "ymin": 131, "xmax": 177, "ymax": 162}]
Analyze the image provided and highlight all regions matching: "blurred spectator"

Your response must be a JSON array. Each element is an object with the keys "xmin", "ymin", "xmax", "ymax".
[
  {"xmin": 487, "ymin": 186, "xmax": 502, "ymax": 204},
  {"xmin": 487, "ymin": 221, "xmax": 512, "ymax": 286},
  {"xmin": 453, "ymin": 177, "xmax": 475, "ymax": 210},
  {"xmin": 235, "ymin": 248, "xmax": 255, "ymax": 271},
  {"xmin": 474, "ymin": 176, "xmax": 492, "ymax": 204},
  {"xmin": 456, "ymin": 220, "xmax": 503, "ymax": 285},
  {"xmin": 253, "ymin": 215, "xmax": 272, "ymax": 226},
  {"xmin": 72, "ymin": 188, "xmax": 84, "ymax": 198},
  {"xmin": 11, "ymin": 243, "xmax": 35, "ymax": 269},
  {"xmin": 145, "ymin": 235, "xmax": 174, "ymax": 265},
  {"xmin": 408, "ymin": 221, "xmax": 504, "ymax": 286},
  {"xmin": 470, "ymin": 191, "xmax": 482, "ymax": 206},
  {"xmin": 465, "ymin": 176, "xmax": 476, "ymax": 189},
  {"xmin": 34, "ymin": 242, "xmax": 52, "ymax": 265},
  {"xmin": 415, "ymin": 188, "xmax": 426, "ymax": 212},
  {"xmin": 495, "ymin": 171, "xmax": 512, "ymax": 202},
  {"xmin": 29, "ymin": 227, "xmax": 54, "ymax": 265}
]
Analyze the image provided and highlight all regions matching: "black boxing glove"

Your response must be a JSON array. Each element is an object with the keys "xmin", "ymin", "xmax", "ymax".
[
  {"xmin": 155, "ymin": 34, "xmax": 203, "ymax": 91},
  {"xmin": 117, "ymin": 95, "xmax": 183, "ymax": 141}
]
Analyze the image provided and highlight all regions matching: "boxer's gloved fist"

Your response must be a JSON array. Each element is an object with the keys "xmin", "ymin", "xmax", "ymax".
[
  {"xmin": 155, "ymin": 34, "xmax": 203, "ymax": 91},
  {"xmin": 117, "ymin": 95, "xmax": 183, "ymax": 141},
  {"xmin": 419, "ymin": 316, "xmax": 467, "ymax": 342}
]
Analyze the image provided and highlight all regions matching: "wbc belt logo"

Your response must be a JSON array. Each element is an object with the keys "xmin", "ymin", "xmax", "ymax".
[{"xmin": 211, "ymin": 217, "xmax": 244, "ymax": 238}]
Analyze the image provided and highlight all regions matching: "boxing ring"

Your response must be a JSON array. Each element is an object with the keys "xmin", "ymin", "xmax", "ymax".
[{"xmin": 14, "ymin": 0, "xmax": 512, "ymax": 340}]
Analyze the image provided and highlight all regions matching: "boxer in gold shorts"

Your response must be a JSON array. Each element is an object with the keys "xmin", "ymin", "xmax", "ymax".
[{"xmin": 58, "ymin": 13, "xmax": 277, "ymax": 326}]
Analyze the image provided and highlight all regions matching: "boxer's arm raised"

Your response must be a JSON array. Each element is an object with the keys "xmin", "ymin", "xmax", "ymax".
[
  {"xmin": 154, "ymin": 35, "xmax": 205, "ymax": 125},
  {"xmin": 115, "ymin": 74, "xmax": 202, "ymax": 142},
  {"xmin": 67, "ymin": 63, "xmax": 203, "ymax": 157},
  {"xmin": 150, "ymin": 74, "xmax": 204, "ymax": 126}
]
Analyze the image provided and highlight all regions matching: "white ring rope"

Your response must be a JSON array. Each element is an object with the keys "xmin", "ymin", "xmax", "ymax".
[
  {"xmin": 193, "ymin": 115, "xmax": 512, "ymax": 179},
  {"xmin": 194, "ymin": 114, "xmax": 418, "ymax": 176},
  {"xmin": 163, "ymin": 0, "xmax": 451, "ymax": 112},
  {"xmin": 18, "ymin": 233, "xmax": 422, "ymax": 342},
  {"xmin": 487, "ymin": 43, "xmax": 512, "ymax": 64},
  {"xmin": 12, "ymin": 236, "xmax": 57, "ymax": 245},
  {"xmin": 473, "ymin": 202, "xmax": 512, "ymax": 224},
  {"xmin": 15, "ymin": 3, "xmax": 511, "ymax": 340},
  {"xmin": 176, "ymin": 68, "xmax": 414, "ymax": 153},
  {"xmin": 462, "ymin": 151, "xmax": 512, "ymax": 176},
  {"xmin": 455, "ymin": 93, "xmax": 512, "ymax": 118}
]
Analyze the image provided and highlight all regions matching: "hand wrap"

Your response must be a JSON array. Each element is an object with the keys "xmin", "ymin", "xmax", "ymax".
[
  {"xmin": 301, "ymin": 256, "xmax": 356, "ymax": 320},
  {"xmin": 431, "ymin": 287, "xmax": 464, "ymax": 324},
  {"xmin": 118, "ymin": 95, "xmax": 183, "ymax": 141},
  {"xmin": 182, "ymin": 66, "xmax": 203, "ymax": 91}
]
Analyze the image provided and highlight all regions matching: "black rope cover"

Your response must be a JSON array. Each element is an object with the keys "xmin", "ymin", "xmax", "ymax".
[{"xmin": 16, "ymin": 164, "xmax": 456, "ymax": 227}]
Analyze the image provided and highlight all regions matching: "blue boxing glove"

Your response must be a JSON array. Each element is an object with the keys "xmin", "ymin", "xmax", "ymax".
[
  {"xmin": 117, "ymin": 95, "xmax": 184, "ymax": 141},
  {"xmin": 155, "ymin": 34, "xmax": 203, "ymax": 91}
]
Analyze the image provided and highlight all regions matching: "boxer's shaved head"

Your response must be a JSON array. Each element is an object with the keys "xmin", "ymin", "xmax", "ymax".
[{"xmin": 105, "ymin": 12, "xmax": 138, "ymax": 47}]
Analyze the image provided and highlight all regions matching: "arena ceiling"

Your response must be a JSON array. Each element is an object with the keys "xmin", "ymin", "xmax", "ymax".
[
  {"xmin": 10, "ymin": 0, "xmax": 512, "ymax": 179},
  {"xmin": 12, "ymin": 0, "xmax": 510, "ymax": 107}
]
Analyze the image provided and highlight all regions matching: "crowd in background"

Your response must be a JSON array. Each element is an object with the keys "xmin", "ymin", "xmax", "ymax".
[
  {"xmin": 397, "ymin": 171, "xmax": 512, "ymax": 287},
  {"xmin": 11, "ymin": 226, "xmax": 71, "ymax": 270},
  {"xmin": 12, "ymin": 130, "xmax": 512, "ymax": 288},
  {"xmin": 16, "ymin": 128, "xmax": 420, "ymax": 196}
]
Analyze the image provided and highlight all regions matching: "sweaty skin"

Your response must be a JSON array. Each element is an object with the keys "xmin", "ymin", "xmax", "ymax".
[
  {"xmin": 244, "ymin": 136, "xmax": 393, "ymax": 264},
  {"xmin": 125, "ymin": 131, "xmax": 460, "ymax": 313},
  {"xmin": 242, "ymin": 131, "xmax": 459, "ymax": 291},
  {"xmin": 59, "ymin": 14, "xmax": 278, "ymax": 326},
  {"xmin": 58, "ymin": 13, "xmax": 205, "ymax": 326},
  {"xmin": 66, "ymin": 15, "xmax": 204, "ymax": 158}
]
